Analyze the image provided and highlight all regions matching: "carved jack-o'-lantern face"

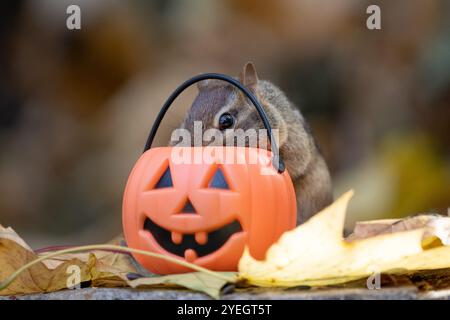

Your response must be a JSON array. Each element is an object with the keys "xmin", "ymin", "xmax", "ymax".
[{"xmin": 122, "ymin": 146, "xmax": 297, "ymax": 274}]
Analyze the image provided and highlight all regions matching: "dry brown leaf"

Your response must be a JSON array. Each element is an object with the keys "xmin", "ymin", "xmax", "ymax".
[
  {"xmin": 0, "ymin": 225, "xmax": 32, "ymax": 251},
  {"xmin": 45, "ymin": 255, "xmax": 95, "ymax": 292},
  {"xmin": 348, "ymin": 215, "xmax": 450, "ymax": 245},
  {"xmin": 0, "ymin": 228, "xmax": 138, "ymax": 295},
  {"xmin": 0, "ymin": 238, "xmax": 92, "ymax": 295},
  {"xmin": 0, "ymin": 229, "xmax": 234, "ymax": 299},
  {"xmin": 90, "ymin": 249, "xmax": 139, "ymax": 287},
  {"xmin": 36, "ymin": 236, "xmax": 138, "ymax": 287}
]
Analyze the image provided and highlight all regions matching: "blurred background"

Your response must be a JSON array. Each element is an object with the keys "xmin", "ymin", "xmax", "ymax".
[{"xmin": 0, "ymin": 0, "xmax": 449, "ymax": 248}]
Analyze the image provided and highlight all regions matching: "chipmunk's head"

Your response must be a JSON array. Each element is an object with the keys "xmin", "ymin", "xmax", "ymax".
[{"xmin": 172, "ymin": 62, "xmax": 288, "ymax": 149}]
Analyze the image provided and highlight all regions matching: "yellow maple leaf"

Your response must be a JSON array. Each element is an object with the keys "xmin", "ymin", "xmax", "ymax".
[{"xmin": 238, "ymin": 190, "xmax": 450, "ymax": 287}]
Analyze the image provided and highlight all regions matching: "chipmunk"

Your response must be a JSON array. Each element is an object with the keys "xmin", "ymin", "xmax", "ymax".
[{"xmin": 171, "ymin": 62, "xmax": 333, "ymax": 224}]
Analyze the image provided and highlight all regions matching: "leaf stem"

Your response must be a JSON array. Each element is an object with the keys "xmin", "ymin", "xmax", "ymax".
[{"xmin": 0, "ymin": 244, "xmax": 236, "ymax": 291}]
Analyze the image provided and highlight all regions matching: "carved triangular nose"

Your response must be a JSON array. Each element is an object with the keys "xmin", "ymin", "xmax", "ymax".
[{"xmin": 180, "ymin": 199, "xmax": 197, "ymax": 214}]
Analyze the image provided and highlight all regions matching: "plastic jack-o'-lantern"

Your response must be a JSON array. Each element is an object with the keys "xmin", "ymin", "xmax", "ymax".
[{"xmin": 122, "ymin": 74, "xmax": 297, "ymax": 274}]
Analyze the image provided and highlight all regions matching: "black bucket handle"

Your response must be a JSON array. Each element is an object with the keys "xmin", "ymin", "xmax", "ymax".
[{"xmin": 143, "ymin": 73, "xmax": 285, "ymax": 173}]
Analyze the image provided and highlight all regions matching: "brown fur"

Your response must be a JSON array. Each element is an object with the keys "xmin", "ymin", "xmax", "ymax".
[{"xmin": 172, "ymin": 62, "xmax": 333, "ymax": 223}]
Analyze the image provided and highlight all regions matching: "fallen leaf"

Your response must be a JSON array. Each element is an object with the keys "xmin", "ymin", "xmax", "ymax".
[
  {"xmin": 36, "ymin": 234, "xmax": 139, "ymax": 287},
  {"xmin": 45, "ymin": 255, "xmax": 95, "ymax": 292},
  {"xmin": 126, "ymin": 272, "xmax": 236, "ymax": 299},
  {"xmin": 0, "ymin": 229, "xmax": 235, "ymax": 298},
  {"xmin": 0, "ymin": 225, "xmax": 32, "ymax": 251},
  {"xmin": 238, "ymin": 190, "xmax": 450, "ymax": 287},
  {"xmin": 348, "ymin": 214, "xmax": 450, "ymax": 245},
  {"xmin": 91, "ymin": 250, "xmax": 139, "ymax": 287},
  {"xmin": 0, "ymin": 238, "xmax": 92, "ymax": 295}
]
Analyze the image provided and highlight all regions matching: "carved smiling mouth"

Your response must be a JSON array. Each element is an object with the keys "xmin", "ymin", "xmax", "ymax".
[{"xmin": 143, "ymin": 218, "xmax": 243, "ymax": 259}]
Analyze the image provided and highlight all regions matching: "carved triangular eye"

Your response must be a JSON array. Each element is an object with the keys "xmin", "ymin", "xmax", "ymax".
[
  {"xmin": 209, "ymin": 168, "xmax": 229, "ymax": 189},
  {"xmin": 154, "ymin": 167, "xmax": 173, "ymax": 189},
  {"xmin": 180, "ymin": 199, "xmax": 196, "ymax": 214}
]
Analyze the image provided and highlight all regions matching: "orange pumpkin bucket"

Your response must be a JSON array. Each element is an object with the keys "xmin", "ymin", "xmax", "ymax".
[{"xmin": 122, "ymin": 73, "xmax": 297, "ymax": 274}]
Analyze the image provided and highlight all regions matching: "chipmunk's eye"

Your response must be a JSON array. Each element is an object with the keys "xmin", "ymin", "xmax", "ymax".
[{"xmin": 218, "ymin": 113, "xmax": 235, "ymax": 130}]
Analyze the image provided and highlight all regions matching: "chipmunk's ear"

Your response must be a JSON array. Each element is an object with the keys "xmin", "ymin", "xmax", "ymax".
[{"xmin": 239, "ymin": 62, "xmax": 259, "ymax": 90}]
